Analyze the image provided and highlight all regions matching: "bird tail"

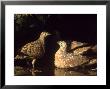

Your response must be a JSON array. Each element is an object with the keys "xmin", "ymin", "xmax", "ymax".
[{"xmin": 14, "ymin": 54, "xmax": 28, "ymax": 60}]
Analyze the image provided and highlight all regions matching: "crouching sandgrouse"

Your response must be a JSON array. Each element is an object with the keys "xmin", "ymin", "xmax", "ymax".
[
  {"xmin": 15, "ymin": 32, "xmax": 51, "ymax": 71},
  {"xmin": 70, "ymin": 41, "xmax": 91, "ymax": 55},
  {"xmin": 54, "ymin": 41, "xmax": 90, "ymax": 68}
]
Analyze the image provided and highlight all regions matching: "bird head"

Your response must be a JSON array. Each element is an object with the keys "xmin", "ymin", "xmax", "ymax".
[
  {"xmin": 40, "ymin": 32, "xmax": 51, "ymax": 38},
  {"xmin": 57, "ymin": 41, "xmax": 67, "ymax": 48}
]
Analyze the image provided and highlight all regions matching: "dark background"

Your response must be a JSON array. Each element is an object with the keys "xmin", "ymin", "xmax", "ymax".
[{"xmin": 14, "ymin": 14, "xmax": 97, "ymax": 52}]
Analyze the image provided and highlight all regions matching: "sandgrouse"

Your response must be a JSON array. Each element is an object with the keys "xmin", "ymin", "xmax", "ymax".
[
  {"xmin": 82, "ymin": 45, "xmax": 97, "ymax": 66},
  {"xmin": 15, "ymin": 32, "xmax": 51, "ymax": 71},
  {"xmin": 70, "ymin": 41, "xmax": 91, "ymax": 55},
  {"xmin": 54, "ymin": 41, "xmax": 89, "ymax": 68}
]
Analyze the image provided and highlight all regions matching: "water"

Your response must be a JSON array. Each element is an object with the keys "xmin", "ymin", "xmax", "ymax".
[
  {"xmin": 14, "ymin": 51, "xmax": 97, "ymax": 76},
  {"xmin": 14, "ymin": 66, "xmax": 97, "ymax": 76}
]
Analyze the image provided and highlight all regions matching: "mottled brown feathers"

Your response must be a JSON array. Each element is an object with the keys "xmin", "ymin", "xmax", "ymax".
[{"xmin": 55, "ymin": 41, "xmax": 89, "ymax": 68}]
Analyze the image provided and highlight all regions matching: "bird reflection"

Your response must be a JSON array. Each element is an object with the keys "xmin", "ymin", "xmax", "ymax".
[{"xmin": 54, "ymin": 68, "xmax": 96, "ymax": 76}]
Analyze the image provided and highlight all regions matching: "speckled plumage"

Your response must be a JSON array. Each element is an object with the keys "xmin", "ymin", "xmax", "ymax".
[
  {"xmin": 71, "ymin": 41, "xmax": 91, "ymax": 55},
  {"xmin": 15, "ymin": 32, "xmax": 51, "ymax": 70},
  {"xmin": 21, "ymin": 39, "xmax": 44, "ymax": 59},
  {"xmin": 55, "ymin": 41, "xmax": 89, "ymax": 68},
  {"xmin": 71, "ymin": 41, "xmax": 84, "ymax": 49}
]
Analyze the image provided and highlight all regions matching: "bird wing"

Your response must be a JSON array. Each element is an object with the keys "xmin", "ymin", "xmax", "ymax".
[
  {"xmin": 20, "ymin": 40, "xmax": 44, "ymax": 57},
  {"xmin": 21, "ymin": 42, "xmax": 32, "ymax": 55}
]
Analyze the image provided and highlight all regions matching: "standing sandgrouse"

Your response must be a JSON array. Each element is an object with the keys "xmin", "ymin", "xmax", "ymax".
[
  {"xmin": 54, "ymin": 41, "xmax": 89, "ymax": 68},
  {"xmin": 15, "ymin": 32, "xmax": 51, "ymax": 71}
]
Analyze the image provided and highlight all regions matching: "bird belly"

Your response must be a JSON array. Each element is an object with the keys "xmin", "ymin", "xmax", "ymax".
[{"xmin": 55, "ymin": 51, "xmax": 89, "ymax": 68}]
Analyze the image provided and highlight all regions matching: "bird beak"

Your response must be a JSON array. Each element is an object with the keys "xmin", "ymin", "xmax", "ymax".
[{"xmin": 47, "ymin": 33, "xmax": 51, "ymax": 36}]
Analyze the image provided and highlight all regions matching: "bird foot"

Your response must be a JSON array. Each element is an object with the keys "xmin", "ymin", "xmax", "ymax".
[{"xmin": 30, "ymin": 68, "xmax": 42, "ymax": 73}]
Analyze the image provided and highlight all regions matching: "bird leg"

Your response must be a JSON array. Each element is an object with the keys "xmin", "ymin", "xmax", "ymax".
[
  {"xmin": 32, "ymin": 59, "xmax": 36, "ymax": 69},
  {"xmin": 31, "ymin": 59, "xmax": 42, "ymax": 73}
]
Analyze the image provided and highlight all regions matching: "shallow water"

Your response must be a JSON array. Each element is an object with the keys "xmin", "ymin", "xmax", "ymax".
[{"xmin": 14, "ymin": 66, "xmax": 97, "ymax": 76}]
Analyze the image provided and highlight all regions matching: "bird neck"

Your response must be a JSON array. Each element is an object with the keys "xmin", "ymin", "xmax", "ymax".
[
  {"xmin": 38, "ymin": 36, "xmax": 45, "ymax": 45},
  {"xmin": 59, "ymin": 46, "xmax": 67, "ymax": 53}
]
